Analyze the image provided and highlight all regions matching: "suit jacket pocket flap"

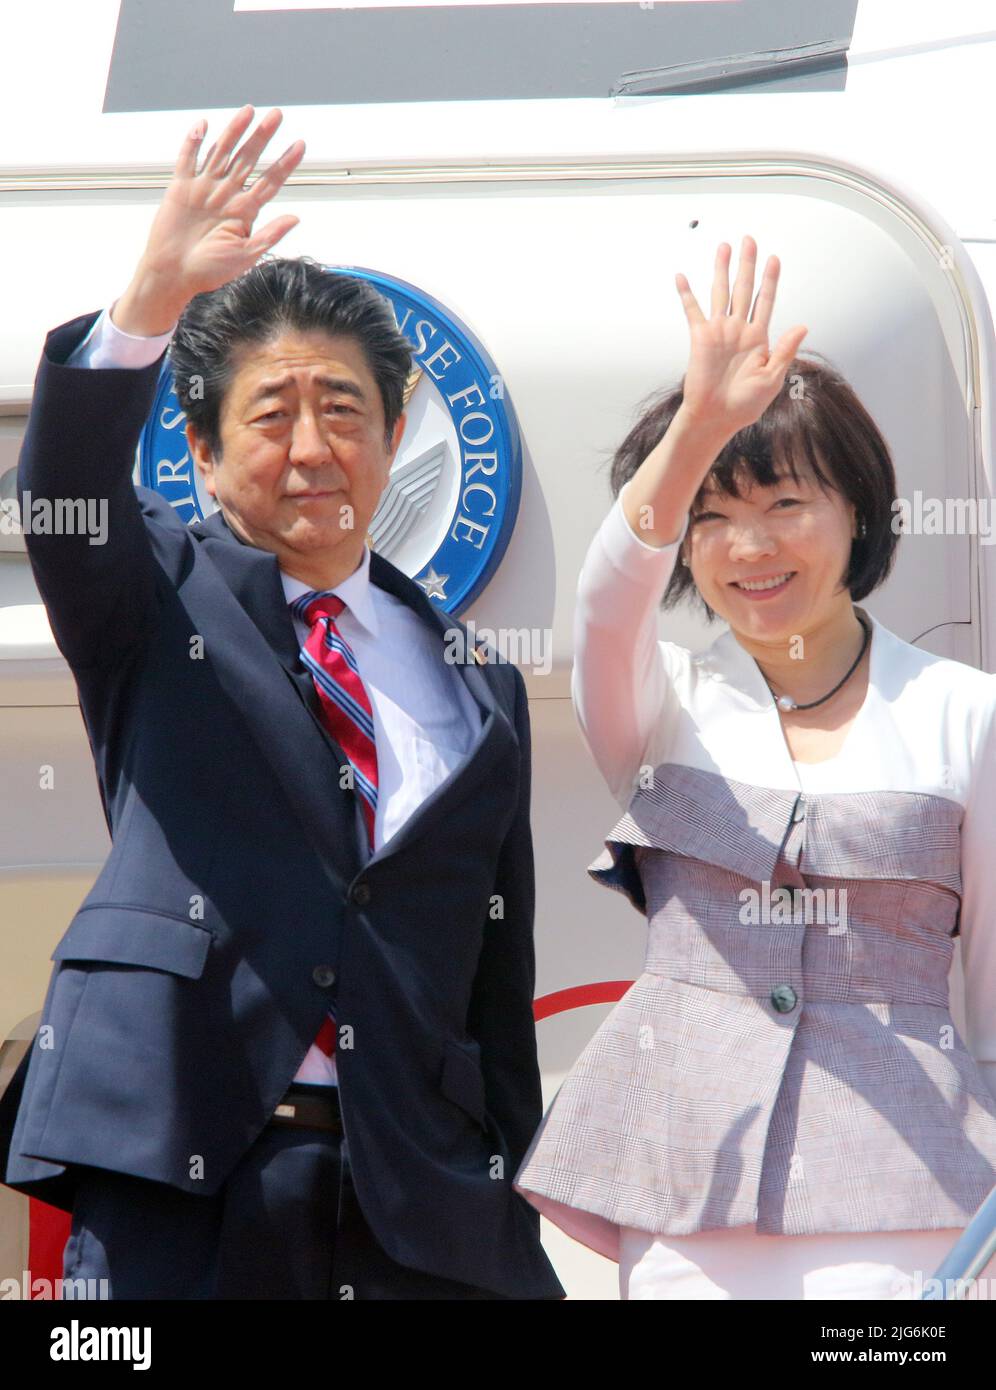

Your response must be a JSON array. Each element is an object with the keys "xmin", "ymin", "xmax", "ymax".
[
  {"xmin": 439, "ymin": 1036, "xmax": 487, "ymax": 1126},
  {"xmin": 51, "ymin": 905, "xmax": 213, "ymax": 979}
]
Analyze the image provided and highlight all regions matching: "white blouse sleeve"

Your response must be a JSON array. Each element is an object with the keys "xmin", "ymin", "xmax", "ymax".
[
  {"xmin": 958, "ymin": 695, "xmax": 996, "ymax": 1103},
  {"xmin": 570, "ymin": 478, "xmax": 689, "ymax": 808}
]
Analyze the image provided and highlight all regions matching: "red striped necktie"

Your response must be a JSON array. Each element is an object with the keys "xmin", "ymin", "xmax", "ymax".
[{"xmin": 291, "ymin": 588, "xmax": 380, "ymax": 1059}]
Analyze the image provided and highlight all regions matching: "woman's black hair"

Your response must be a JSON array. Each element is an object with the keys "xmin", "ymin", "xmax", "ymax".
[{"xmin": 608, "ymin": 354, "xmax": 899, "ymax": 619}]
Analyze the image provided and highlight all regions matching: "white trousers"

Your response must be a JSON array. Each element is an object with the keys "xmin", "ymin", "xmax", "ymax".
[{"xmin": 619, "ymin": 1224, "xmax": 996, "ymax": 1300}]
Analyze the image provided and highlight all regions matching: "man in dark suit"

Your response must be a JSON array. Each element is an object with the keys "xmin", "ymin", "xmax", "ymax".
[{"xmin": 0, "ymin": 106, "xmax": 564, "ymax": 1301}]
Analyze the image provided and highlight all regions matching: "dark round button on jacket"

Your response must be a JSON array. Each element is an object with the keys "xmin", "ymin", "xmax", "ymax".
[
  {"xmin": 312, "ymin": 965, "xmax": 337, "ymax": 989},
  {"xmin": 351, "ymin": 883, "xmax": 371, "ymax": 907},
  {"xmin": 770, "ymin": 984, "xmax": 798, "ymax": 1013}
]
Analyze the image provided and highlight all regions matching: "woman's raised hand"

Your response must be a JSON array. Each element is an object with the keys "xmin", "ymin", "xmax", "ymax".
[
  {"xmin": 675, "ymin": 237, "xmax": 808, "ymax": 438},
  {"xmin": 114, "ymin": 106, "xmax": 305, "ymax": 335}
]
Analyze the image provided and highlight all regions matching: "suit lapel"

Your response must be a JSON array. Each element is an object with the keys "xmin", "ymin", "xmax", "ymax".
[
  {"xmin": 363, "ymin": 549, "xmax": 511, "ymax": 867},
  {"xmin": 191, "ymin": 507, "xmax": 306, "ymax": 675},
  {"xmin": 188, "ymin": 508, "xmax": 513, "ymax": 871}
]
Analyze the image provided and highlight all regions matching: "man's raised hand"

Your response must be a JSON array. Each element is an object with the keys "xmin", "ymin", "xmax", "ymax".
[{"xmin": 113, "ymin": 106, "xmax": 306, "ymax": 336}]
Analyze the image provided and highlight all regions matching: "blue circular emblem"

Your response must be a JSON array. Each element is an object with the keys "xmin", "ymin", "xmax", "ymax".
[{"xmin": 137, "ymin": 265, "xmax": 522, "ymax": 614}]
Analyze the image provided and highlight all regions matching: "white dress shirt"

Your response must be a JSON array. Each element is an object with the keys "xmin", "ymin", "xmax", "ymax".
[{"xmin": 67, "ymin": 306, "xmax": 483, "ymax": 1084}]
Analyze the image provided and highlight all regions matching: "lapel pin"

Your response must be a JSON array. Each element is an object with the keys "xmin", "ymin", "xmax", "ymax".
[{"xmin": 471, "ymin": 644, "xmax": 488, "ymax": 665}]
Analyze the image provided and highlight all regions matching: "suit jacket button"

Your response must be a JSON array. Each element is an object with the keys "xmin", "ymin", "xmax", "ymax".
[
  {"xmin": 791, "ymin": 795, "xmax": 806, "ymax": 823},
  {"xmin": 770, "ymin": 984, "xmax": 798, "ymax": 1013},
  {"xmin": 351, "ymin": 882, "xmax": 371, "ymax": 907},
  {"xmin": 313, "ymin": 965, "xmax": 337, "ymax": 988}
]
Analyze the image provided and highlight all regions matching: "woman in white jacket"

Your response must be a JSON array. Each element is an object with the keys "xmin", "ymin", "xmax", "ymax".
[{"xmin": 514, "ymin": 236, "xmax": 996, "ymax": 1299}]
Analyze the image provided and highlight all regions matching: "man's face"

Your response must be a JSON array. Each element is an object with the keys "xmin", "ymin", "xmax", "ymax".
[{"xmin": 187, "ymin": 328, "xmax": 406, "ymax": 584}]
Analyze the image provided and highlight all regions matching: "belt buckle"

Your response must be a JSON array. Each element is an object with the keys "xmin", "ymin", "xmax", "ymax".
[{"xmin": 270, "ymin": 1084, "xmax": 342, "ymax": 1131}]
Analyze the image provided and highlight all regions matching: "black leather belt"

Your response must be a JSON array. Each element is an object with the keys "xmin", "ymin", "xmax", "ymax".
[{"xmin": 269, "ymin": 1081, "xmax": 343, "ymax": 1134}]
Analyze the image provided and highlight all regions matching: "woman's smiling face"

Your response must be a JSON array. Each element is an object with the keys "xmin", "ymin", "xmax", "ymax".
[{"xmin": 685, "ymin": 456, "xmax": 858, "ymax": 645}]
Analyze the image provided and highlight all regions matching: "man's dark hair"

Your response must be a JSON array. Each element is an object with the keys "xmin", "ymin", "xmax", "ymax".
[
  {"xmin": 170, "ymin": 256, "xmax": 412, "ymax": 457},
  {"xmin": 609, "ymin": 354, "xmax": 899, "ymax": 621}
]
